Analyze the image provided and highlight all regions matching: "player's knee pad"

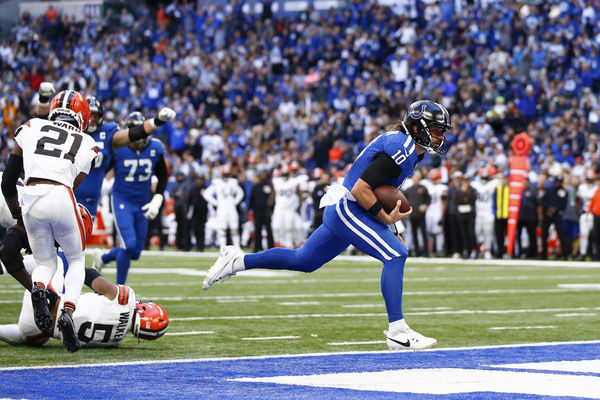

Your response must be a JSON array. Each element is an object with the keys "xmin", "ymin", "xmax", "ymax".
[{"xmin": 0, "ymin": 228, "xmax": 27, "ymax": 273}]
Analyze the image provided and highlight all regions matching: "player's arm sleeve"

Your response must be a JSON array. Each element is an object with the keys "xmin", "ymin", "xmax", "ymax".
[
  {"xmin": 154, "ymin": 156, "xmax": 168, "ymax": 195},
  {"xmin": 203, "ymin": 185, "xmax": 218, "ymax": 207},
  {"xmin": 359, "ymin": 152, "xmax": 401, "ymax": 188},
  {"xmin": 1, "ymin": 153, "xmax": 24, "ymax": 219},
  {"xmin": 84, "ymin": 267, "xmax": 102, "ymax": 288}
]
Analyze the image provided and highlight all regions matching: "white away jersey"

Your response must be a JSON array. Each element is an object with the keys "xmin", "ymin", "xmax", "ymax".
[
  {"xmin": 471, "ymin": 178, "xmax": 499, "ymax": 216},
  {"xmin": 203, "ymin": 177, "xmax": 244, "ymax": 210},
  {"xmin": 577, "ymin": 182, "xmax": 597, "ymax": 211},
  {"xmin": 15, "ymin": 118, "xmax": 98, "ymax": 187},
  {"xmin": 274, "ymin": 177, "xmax": 300, "ymax": 210},
  {"xmin": 68, "ymin": 286, "xmax": 137, "ymax": 348}
]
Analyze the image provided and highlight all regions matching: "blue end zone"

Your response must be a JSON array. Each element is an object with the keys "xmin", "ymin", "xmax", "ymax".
[{"xmin": 1, "ymin": 342, "xmax": 599, "ymax": 400}]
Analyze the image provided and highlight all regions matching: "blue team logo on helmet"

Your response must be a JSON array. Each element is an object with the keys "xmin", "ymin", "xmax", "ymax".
[{"xmin": 409, "ymin": 103, "xmax": 426, "ymax": 119}]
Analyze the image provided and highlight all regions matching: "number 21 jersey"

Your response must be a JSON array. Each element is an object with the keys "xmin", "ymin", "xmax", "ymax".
[{"xmin": 15, "ymin": 118, "xmax": 98, "ymax": 188}]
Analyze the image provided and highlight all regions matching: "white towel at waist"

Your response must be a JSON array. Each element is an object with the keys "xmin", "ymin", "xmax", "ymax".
[{"xmin": 319, "ymin": 184, "xmax": 357, "ymax": 209}]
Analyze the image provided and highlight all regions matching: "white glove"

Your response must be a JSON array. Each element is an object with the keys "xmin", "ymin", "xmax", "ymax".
[
  {"xmin": 141, "ymin": 194, "xmax": 164, "ymax": 220},
  {"xmin": 156, "ymin": 107, "xmax": 176, "ymax": 125},
  {"xmin": 38, "ymin": 82, "xmax": 56, "ymax": 105}
]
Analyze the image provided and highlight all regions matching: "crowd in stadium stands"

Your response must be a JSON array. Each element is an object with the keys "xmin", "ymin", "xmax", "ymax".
[{"xmin": 2, "ymin": 0, "xmax": 600, "ymax": 260}]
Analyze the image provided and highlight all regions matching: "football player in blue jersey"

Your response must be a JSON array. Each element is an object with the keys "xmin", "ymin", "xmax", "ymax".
[
  {"xmin": 76, "ymin": 96, "xmax": 175, "ymax": 217},
  {"xmin": 92, "ymin": 111, "xmax": 168, "ymax": 284},
  {"xmin": 35, "ymin": 84, "xmax": 175, "ymax": 217},
  {"xmin": 0, "ymin": 85, "xmax": 176, "ymax": 291},
  {"xmin": 203, "ymin": 100, "xmax": 452, "ymax": 351}
]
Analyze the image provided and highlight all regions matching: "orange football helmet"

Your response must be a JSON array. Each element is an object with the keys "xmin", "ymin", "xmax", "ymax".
[
  {"xmin": 49, "ymin": 90, "xmax": 91, "ymax": 132},
  {"xmin": 133, "ymin": 301, "xmax": 169, "ymax": 340},
  {"xmin": 429, "ymin": 168, "xmax": 442, "ymax": 182},
  {"xmin": 78, "ymin": 203, "xmax": 93, "ymax": 242},
  {"xmin": 312, "ymin": 167, "xmax": 324, "ymax": 179}
]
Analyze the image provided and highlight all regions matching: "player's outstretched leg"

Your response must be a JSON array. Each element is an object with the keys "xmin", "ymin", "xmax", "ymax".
[
  {"xmin": 57, "ymin": 309, "xmax": 80, "ymax": 352},
  {"xmin": 31, "ymin": 283, "xmax": 53, "ymax": 334},
  {"xmin": 202, "ymin": 246, "xmax": 245, "ymax": 290}
]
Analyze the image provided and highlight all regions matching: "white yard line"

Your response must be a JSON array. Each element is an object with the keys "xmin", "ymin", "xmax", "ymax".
[
  {"xmin": 3, "ymin": 340, "xmax": 600, "ymax": 371},
  {"xmin": 557, "ymin": 283, "xmax": 600, "ymax": 289},
  {"xmin": 278, "ymin": 302, "xmax": 320, "ymax": 306},
  {"xmin": 239, "ymin": 274, "xmax": 599, "ymax": 285},
  {"xmin": 328, "ymin": 340, "xmax": 386, "ymax": 346},
  {"xmin": 138, "ymin": 250, "xmax": 600, "ymax": 268},
  {"xmin": 216, "ymin": 299, "xmax": 259, "ymax": 303},
  {"xmin": 342, "ymin": 304, "xmax": 384, "ymax": 308},
  {"xmin": 170, "ymin": 306, "xmax": 600, "ymax": 321},
  {"xmin": 165, "ymin": 331, "xmax": 215, "ymax": 336},
  {"xmin": 241, "ymin": 336, "xmax": 300, "ymax": 341},
  {"xmin": 488, "ymin": 326, "xmax": 557, "ymax": 330},
  {"xmin": 0, "ymin": 287, "xmax": 594, "ymax": 304},
  {"xmin": 342, "ymin": 305, "xmax": 449, "ymax": 310},
  {"xmin": 150, "ymin": 287, "xmax": 598, "ymax": 302}
]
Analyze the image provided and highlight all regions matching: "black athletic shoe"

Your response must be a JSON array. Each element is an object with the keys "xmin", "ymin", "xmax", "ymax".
[
  {"xmin": 31, "ymin": 285, "xmax": 53, "ymax": 334},
  {"xmin": 57, "ymin": 310, "xmax": 80, "ymax": 353}
]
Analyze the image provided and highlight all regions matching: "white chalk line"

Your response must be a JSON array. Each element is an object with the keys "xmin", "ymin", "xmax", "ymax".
[
  {"xmin": 1, "ymin": 287, "xmax": 593, "ymax": 304},
  {"xmin": 241, "ymin": 336, "xmax": 301, "ymax": 341},
  {"xmin": 150, "ymin": 287, "xmax": 599, "ymax": 302},
  {"xmin": 328, "ymin": 340, "xmax": 386, "ymax": 346},
  {"xmin": 169, "ymin": 306, "xmax": 600, "ymax": 321},
  {"xmin": 3, "ymin": 340, "xmax": 600, "ymax": 371},
  {"xmin": 488, "ymin": 326, "xmax": 557, "ymax": 331},
  {"xmin": 165, "ymin": 331, "xmax": 215, "ymax": 336}
]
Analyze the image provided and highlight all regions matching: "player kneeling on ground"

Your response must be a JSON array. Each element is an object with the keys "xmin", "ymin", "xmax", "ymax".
[{"xmin": 0, "ymin": 253, "xmax": 168, "ymax": 348}]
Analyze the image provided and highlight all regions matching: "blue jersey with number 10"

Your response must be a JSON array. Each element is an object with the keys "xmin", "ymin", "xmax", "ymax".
[
  {"xmin": 112, "ymin": 138, "xmax": 165, "ymax": 207},
  {"xmin": 343, "ymin": 130, "xmax": 418, "ymax": 191},
  {"xmin": 74, "ymin": 122, "xmax": 118, "ymax": 203}
]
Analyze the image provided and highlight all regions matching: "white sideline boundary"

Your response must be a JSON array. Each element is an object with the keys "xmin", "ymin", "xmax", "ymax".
[
  {"xmin": 131, "ymin": 250, "xmax": 600, "ymax": 268},
  {"xmin": 2, "ymin": 340, "xmax": 600, "ymax": 371}
]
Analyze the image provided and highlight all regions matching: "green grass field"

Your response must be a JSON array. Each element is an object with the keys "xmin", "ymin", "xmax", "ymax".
[{"xmin": 1, "ymin": 251, "xmax": 599, "ymax": 368}]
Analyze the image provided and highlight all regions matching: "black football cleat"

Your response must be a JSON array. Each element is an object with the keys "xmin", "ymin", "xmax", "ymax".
[
  {"xmin": 31, "ymin": 285, "xmax": 53, "ymax": 334},
  {"xmin": 45, "ymin": 288, "xmax": 59, "ymax": 312},
  {"xmin": 57, "ymin": 310, "xmax": 80, "ymax": 353}
]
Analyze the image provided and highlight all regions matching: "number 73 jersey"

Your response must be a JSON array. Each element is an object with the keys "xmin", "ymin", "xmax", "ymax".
[
  {"xmin": 15, "ymin": 118, "xmax": 98, "ymax": 187},
  {"xmin": 112, "ymin": 138, "xmax": 166, "ymax": 207}
]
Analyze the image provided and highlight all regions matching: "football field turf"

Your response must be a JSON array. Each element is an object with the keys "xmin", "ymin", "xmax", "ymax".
[{"xmin": 1, "ymin": 251, "xmax": 599, "ymax": 399}]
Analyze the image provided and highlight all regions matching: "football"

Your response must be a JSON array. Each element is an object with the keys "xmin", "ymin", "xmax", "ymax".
[{"xmin": 373, "ymin": 185, "xmax": 411, "ymax": 214}]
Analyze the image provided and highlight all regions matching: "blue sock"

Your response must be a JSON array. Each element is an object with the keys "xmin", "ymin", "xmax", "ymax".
[{"xmin": 380, "ymin": 257, "xmax": 406, "ymax": 322}]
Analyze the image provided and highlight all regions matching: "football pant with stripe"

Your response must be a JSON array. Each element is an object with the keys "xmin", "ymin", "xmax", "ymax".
[
  {"xmin": 245, "ymin": 198, "xmax": 408, "ymax": 322},
  {"xmin": 20, "ymin": 185, "xmax": 86, "ymax": 308}
]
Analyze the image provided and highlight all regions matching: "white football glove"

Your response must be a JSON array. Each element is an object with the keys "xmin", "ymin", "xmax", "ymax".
[
  {"xmin": 141, "ymin": 194, "xmax": 163, "ymax": 220},
  {"xmin": 38, "ymin": 82, "xmax": 56, "ymax": 105},
  {"xmin": 157, "ymin": 107, "xmax": 176, "ymax": 124}
]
